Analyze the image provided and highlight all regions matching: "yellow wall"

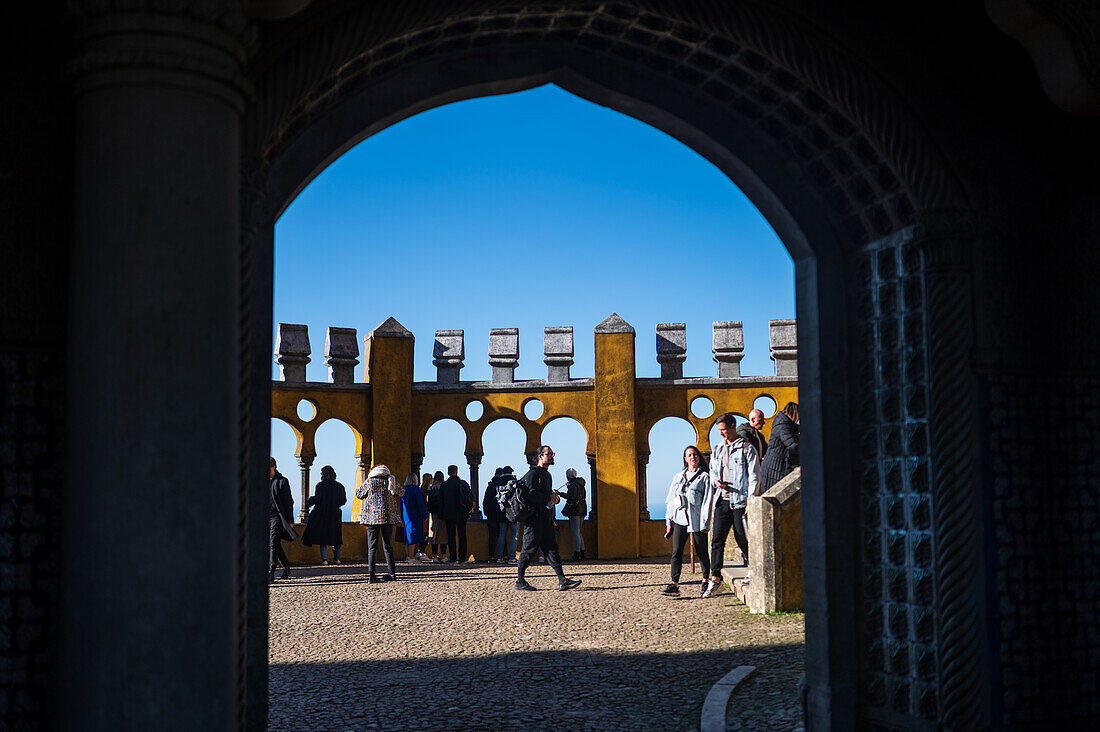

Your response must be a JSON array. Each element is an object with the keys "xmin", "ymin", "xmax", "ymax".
[{"xmin": 594, "ymin": 327, "xmax": 640, "ymax": 558}]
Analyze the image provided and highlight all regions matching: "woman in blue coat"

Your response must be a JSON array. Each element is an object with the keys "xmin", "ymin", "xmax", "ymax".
[{"xmin": 400, "ymin": 472, "xmax": 427, "ymax": 563}]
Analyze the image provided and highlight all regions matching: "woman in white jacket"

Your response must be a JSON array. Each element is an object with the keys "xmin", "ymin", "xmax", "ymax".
[{"xmin": 661, "ymin": 445, "xmax": 714, "ymax": 597}]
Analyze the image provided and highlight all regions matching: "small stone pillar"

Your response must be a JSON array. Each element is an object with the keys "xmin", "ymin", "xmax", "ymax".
[
  {"xmin": 769, "ymin": 319, "xmax": 798, "ymax": 376},
  {"xmin": 324, "ymin": 327, "xmax": 359, "ymax": 385},
  {"xmin": 656, "ymin": 323, "xmax": 687, "ymax": 379},
  {"xmin": 745, "ymin": 468, "xmax": 803, "ymax": 613},
  {"xmin": 433, "ymin": 329, "xmax": 465, "ymax": 384},
  {"xmin": 712, "ymin": 321, "xmax": 744, "ymax": 378},
  {"xmin": 275, "ymin": 323, "xmax": 311, "ymax": 382},
  {"xmin": 489, "ymin": 328, "xmax": 519, "ymax": 383},
  {"xmin": 466, "ymin": 453, "xmax": 483, "ymax": 520},
  {"xmin": 544, "ymin": 326, "xmax": 574, "ymax": 382},
  {"xmin": 637, "ymin": 450, "xmax": 650, "ymax": 520},
  {"xmin": 297, "ymin": 453, "xmax": 315, "ymax": 523}
]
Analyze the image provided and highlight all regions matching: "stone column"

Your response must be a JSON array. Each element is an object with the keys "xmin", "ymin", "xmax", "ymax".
[
  {"xmin": 364, "ymin": 318, "xmax": 414, "ymax": 490},
  {"xmin": 276, "ymin": 323, "xmax": 311, "ymax": 381},
  {"xmin": 489, "ymin": 328, "xmax": 519, "ymax": 383},
  {"xmin": 593, "ymin": 313, "xmax": 640, "ymax": 558},
  {"xmin": 433, "ymin": 330, "xmax": 464, "ymax": 384},
  {"xmin": 544, "ymin": 326, "xmax": 574, "ymax": 381},
  {"xmin": 769, "ymin": 319, "xmax": 798, "ymax": 376},
  {"xmin": 712, "ymin": 321, "xmax": 745, "ymax": 377},
  {"xmin": 587, "ymin": 452, "xmax": 598, "ymax": 524},
  {"xmin": 656, "ymin": 323, "xmax": 687, "ymax": 379},
  {"xmin": 917, "ymin": 211, "xmax": 988, "ymax": 728},
  {"xmin": 297, "ymin": 454, "xmax": 315, "ymax": 523},
  {"xmin": 637, "ymin": 451, "xmax": 651, "ymax": 520},
  {"xmin": 466, "ymin": 453, "xmax": 483, "ymax": 519},
  {"xmin": 61, "ymin": 3, "xmax": 249, "ymax": 728},
  {"xmin": 325, "ymin": 327, "xmax": 359, "ymax": 385}
]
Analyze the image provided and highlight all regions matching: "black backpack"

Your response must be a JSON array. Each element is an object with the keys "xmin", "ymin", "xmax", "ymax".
[{"xmin": 499, "ymin": 477, "xmax": 536, "ymax": 523}]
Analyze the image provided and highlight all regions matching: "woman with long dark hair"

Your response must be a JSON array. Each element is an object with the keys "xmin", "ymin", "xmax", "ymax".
[
  {"xmin": 661, "ymin": 445, "xmax": 714, "ymax": 597},
  {"xmin": 426, "ymin": 470, "xmax": 448, "ymax": 563},
  {"xmin": 761, "ymin": 402, "xmax": 799, "ymax": 491}
]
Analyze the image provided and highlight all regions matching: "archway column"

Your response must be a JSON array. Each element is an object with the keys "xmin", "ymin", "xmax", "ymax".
[
  {"xmin": 593, "ymin": 314, "xmax": 640, "ymax": 557},
  {"xmin": 466, "ymin": 452, "xmax": 483, "ymax": 519},
  {"xmin": 61, "ymin": 3, "xmax": 249, "ymax": 728},
  {"xmin": 297, "ymin": 453, "xmax": 315, "ymax": 523}
]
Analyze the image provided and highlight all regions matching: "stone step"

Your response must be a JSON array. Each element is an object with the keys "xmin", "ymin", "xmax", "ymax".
[{"xmin": 721, "ymin": 566, "xmax": 750, "ymax": 605}]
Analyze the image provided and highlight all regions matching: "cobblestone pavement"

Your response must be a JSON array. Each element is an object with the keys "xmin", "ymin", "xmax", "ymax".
[{"xmin": 269, "ymin": 558, "xmax": 804, "ymax": 731}]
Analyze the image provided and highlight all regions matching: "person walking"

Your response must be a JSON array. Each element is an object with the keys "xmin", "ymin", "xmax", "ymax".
[
  {"xmin": 440, "ymin": 465, "xmax": 472, "ymax": 563},
  {"xmin": 400, "ymin": 472, "xmax": 427, "ymax": 564},
  {"xmin": 426, "ymin": 470, "xmax": 448, "ymax": 562},
  {"xmin": 356, "ymin": 464, "xmax": 404, "ymax": 583},
  {"xmin": 761, "ymin": 402, "xmax": 800, "ymax": 491},
  {"xmin": 483, "ymin": 467, "xmax": 507, "ymax": 562},
  {"xmin": 300, "ymin": 465, "xmax": 346, "ymax": 565},
  {"xmin": 704, "ymin": 413, "xmax": 762, "ymax": 598},
  {"xmin": 515, "ymin": 446, "xmax": 582, "ymax": 592},
  {"xmin": 269, "ymin": 458, "xmax": 297, "ymax": 581},
  {"xmin": 660, "ymin": 446, "xmax": 714, "ymax": 596},
  {"xmin": 416, "ymin": 473, "xmax": 432, "ymax": 559},
  {"xmin": 561, "ymin": 468, "xmax": 588, "ymax": 561}
]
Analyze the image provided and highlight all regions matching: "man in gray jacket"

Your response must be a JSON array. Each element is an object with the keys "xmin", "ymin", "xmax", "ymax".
[{"xmin": 704, "ymin": 413, "xmax": 761, "ymax": 597}]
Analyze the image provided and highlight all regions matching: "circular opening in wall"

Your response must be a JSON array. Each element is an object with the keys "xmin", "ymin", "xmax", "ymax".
[
  {"xmin": 690, "ymin": 396, "xmax": 714, "ymax": 419},
  {"xmin": 465, "ymin": 399, "xmax": 484, "ymax": 422},
  {"xmin": 753, "ymin": 395, "xmax": 778, "ymax": 418},
  {"xmin": 296, "ymin": 399, "xmax": 317, "ymax": 422},
  {"xmin": 523, "ymin": 398, "xmax": 544, "ymax": 420}
]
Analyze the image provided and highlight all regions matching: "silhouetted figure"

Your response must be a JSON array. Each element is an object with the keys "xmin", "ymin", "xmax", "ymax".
[{"xmin": 301, "ymin": 465, "xmax": 346, "ymax": 565}]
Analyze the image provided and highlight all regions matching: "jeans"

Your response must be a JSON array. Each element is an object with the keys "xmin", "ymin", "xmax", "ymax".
[
  {"xmin": 445, "ymin": 518, "xmax": 467, "ymax": 561},
  {"xmin": 569, "ymin": 516, "xmax": 585, "ymax": 552},
  {"xmin": 497, "ymin": 521, "xmax": 517, "ymax": 559},
  {"xmin": 517, "ymin": 514, "xmax": 564, "ymax": 581},
  {"xmin": 670, "ymin": 522, "xmax": 709, "ymax": 583},
  {"xmin": 365, "ymin": 524, "xmax": 396, "ymax": 578},
  {"xmin": 709, "ymin": 498, "xmax": 747, "ymax": 578},
  {"xmin": 319, "ymin": 545, "xmax": 341, "ymax": 562}
]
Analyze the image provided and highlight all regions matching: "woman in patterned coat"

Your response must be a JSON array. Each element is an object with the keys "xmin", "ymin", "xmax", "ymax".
[
  {"xmin": 356, "ymin": 464, "xmax": 404, "ymax": 582},
  {"xmin": 760, "ymin": 402, "xmax": 800, "ymax": 492}
]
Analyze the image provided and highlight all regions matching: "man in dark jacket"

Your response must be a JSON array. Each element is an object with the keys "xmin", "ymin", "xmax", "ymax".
[
  {"xmin": 269, "ymin": 457, "xmax": 297, "ymax": 581},
  {"xmin": 483, "ymin": 467, "xmax": 507, "ymax": 562},
  {"xmin": 440, "ymin": 464, "xmax": 471, "ymax": 563},
  {"xmin": 736, "ymin": 409, "xmax": 768, "ymax": 459},
  {"xmin": 515, "ymin": 446, "xmax": 582, "ymax": 591}
]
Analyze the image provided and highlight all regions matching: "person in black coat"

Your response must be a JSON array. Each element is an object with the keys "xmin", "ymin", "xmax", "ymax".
[
  {"xmin": 561, "ymin": 469, "xmax": 588, "ymax": 561},
  {"xmin": 483, "ymin": 467, "xmax": 507, "ymax": 562},
  {"xmin": 269, "ymin": 457, "xmax": 297, "ymax": 581},
  {"xmin": 439, "ymin": 465, "xmax": 472, "ymax": 563},
  {"xmin": 761, "ymin": 402, "xmax": 800, "ymax": 492},
  {"xmin": 301, "ymin": 465, "xmax": 347, "ymax": 565},
  {"xmin": 514, "ymin": 446, "xmax": 581, "ymax": 592}
]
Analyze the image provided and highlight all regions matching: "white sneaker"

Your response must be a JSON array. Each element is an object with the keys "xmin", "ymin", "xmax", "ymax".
[{"xmin": 701, "ymin": 580, "xmax": 718, "ymax": 598}]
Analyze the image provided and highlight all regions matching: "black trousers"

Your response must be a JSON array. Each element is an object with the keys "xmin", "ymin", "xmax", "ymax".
[
  {"xmin": 268, "ymin": 516, "xmax": 289, "ymax": 574},
  {"xmin": 517, "ymin": 515, "xmax": 564, "ymax": 581},
  {"xmin": 365, "ymin": 524, "xmax": 396, "ymax": 578},
  {"xmin": 670, "ymin": 523, "xmax": 710, "ymax": 583},
  {"xmin": 709, "ymin": 498, "xmax": 748, "ymax": 577},
  {"xmin": 445, "ymin": 518, "xmax": 467, "ymax": 561},
  {"xmin": 486, "ymin": 518, "xmax": 500, "ymax": 558}
]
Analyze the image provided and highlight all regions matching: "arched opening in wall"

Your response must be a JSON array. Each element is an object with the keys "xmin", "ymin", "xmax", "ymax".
[
  {"xmin": 249, "ymin": 6, "xmax": 904, "ymax": 725},
  {"xmin": 539, "ymin": 417, "xmax": 589, "ymax": 558},
  {"xmin": 422, "ymin": 418, "xmax": 469, "ymax": 486},
  {"xmin": 647, "ymin": 417, "xmax": 698, "ymax": 520},
  {"xmin": 270, "ymin": 417, "xmax": 301, "ymax": 494},
  {"xmin": 311, "ymin": 419, "xmax": 359, "ymax": 522},
  {"xmin": 480, "ymin": 418, "xmax": 529, "ymax": 561}
]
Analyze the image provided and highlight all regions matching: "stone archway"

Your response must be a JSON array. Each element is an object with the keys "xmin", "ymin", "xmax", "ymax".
[{"xmin": 239, "ymin": 4, "xmax": 982, "ymax": 730}]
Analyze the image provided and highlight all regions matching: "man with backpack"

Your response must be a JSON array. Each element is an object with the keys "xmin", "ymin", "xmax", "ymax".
[
  {"xmin": 513, "ymin": 446, "xmax": 582, "ymax": 592},
  {"xmin": 440, "ymin": 464, "xmax": 472, "ymax": 563}
]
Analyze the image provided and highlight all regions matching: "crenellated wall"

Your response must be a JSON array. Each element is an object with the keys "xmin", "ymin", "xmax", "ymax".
[{"xmin": 271, "ymin": 314, "xmax": 798, "ymax": 558}]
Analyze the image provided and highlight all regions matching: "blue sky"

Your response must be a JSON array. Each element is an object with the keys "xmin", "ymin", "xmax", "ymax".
[{"xmin": 271, "ymin": 84, "xmax": 794, "ymax": 523}]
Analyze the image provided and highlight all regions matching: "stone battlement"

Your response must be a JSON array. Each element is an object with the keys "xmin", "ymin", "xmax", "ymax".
[{"xmin": 273, "ymin": 316, "xmax": 798, "ymax": 385}]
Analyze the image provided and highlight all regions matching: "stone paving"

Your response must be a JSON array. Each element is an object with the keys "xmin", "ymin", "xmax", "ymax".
[{"xmin": 268, "ymin": 558, "xmax": 804, "ymax": 731}]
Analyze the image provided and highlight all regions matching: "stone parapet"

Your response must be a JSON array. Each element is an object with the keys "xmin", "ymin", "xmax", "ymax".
[
  {"xmin": 769, "ymin": 319, "xmax": 798, "ymax": 377},
  {"xmin": 324, "ymin": 327, "xmax": 359, "ymax": 385},
  {"xmin": 275, "ymin": 323, "xmax": 311, "ymax": 382},
  {"xmin": 744, "ymin": 468, "xmax": 802, "ymax": 613},
  {"xmin": 543, "ymin": 326, "xmax": 574, "ymax": 381},
  {"xmin": 488, "ymin": 327, "xmax": 519, "ymax": 384},
  {"xmin": 656, "ymin": 322, "xmax": 687, "ymax": 379},
  {"xmin": 433, "ymin": 329, "xmax": 464, "ymax": 384},
  {"xmin": 712, "ymin": 321, "xmax": 745, "ymax": 377}
]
